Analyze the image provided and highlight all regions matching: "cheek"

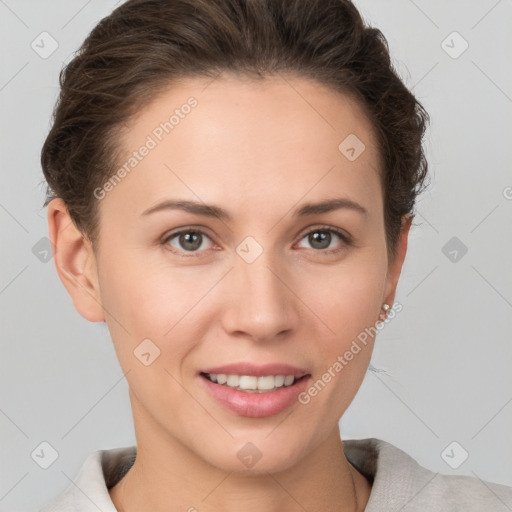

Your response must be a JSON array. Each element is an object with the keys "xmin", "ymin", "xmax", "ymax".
[
  {"xmin": 97, "ymin": 252, "xmax": 175, "ymax": 351},
  {"xmin": 298, "ymin": 251, "xmax": 386, "ymax": 345},
  {"xmin": 98, "ymin": 249, "xmax": 225, "ymax": 373},
  {"xmin": 294, "ymin": 251, "xmax": 386, "ymax": 404},
  {"xmin": 100, "ymin": 247, "xmax": 184, "ymax": 328}
]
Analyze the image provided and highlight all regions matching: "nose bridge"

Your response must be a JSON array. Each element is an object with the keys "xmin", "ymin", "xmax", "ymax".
[{"xmin": 221, "ymin": 246, "xmax": 298, "ymax": 341}]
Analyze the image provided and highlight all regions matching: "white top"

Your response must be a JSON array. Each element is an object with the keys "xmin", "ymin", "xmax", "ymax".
[{"xmin": 39, "ymin": 438, "xmax": 512, "ymax": 511}]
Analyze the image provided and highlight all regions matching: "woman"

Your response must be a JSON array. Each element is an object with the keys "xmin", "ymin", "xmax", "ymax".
[{"xmin": 39, "ymin": 0, "xmax": 512, "ymax": 510}]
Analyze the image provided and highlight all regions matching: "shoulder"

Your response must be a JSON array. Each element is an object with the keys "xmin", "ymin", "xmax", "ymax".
[
  {"xmin": 39, "ymin": 446, "xmax": 136, "ymax": 512},
  {"xmin": 343, "ymin": 437, "xmax": 512, "ymax": 511}
]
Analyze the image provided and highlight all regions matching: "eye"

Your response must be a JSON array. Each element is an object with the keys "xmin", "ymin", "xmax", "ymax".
[
  {"xmin": 163, "ymin": 229, "xmax": 214, "ymax": 255},
  {"xmin": 296, "ymin": 226, "xmax": 352, "ymax": 254},
  {"xmin": 162, "ymin": 225, "xmax": 352, "ymax": 257}
]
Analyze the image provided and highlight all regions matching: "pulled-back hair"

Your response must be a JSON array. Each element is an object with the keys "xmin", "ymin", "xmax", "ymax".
[{"xmin": 41, "ymin": 0, "xmax": 430, "ymax": 260}]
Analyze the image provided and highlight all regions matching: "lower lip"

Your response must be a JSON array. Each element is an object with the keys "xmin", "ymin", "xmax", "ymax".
[{"xmin": 199, "ymin": 374, "xmax": 311, "ymax": 418}]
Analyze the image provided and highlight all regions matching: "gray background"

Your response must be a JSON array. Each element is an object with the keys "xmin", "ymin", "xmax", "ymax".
[{"xmin": 1, "ymin": 0, "xmax": 511, "ymax": 510}]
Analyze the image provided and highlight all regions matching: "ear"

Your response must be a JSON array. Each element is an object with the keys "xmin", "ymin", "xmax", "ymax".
[
  {"xmin": 382, "ymin": 214, "xmax": 412, "ymax": 309},
  {"xmin": 47, "ymin": 198, "xmax": 105, "ymax": 322}
]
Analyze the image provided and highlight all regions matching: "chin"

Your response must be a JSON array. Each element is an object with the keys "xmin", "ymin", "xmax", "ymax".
[{"xmin": 199, "ymin": 437, "xmax": 306, "ymax": 475}]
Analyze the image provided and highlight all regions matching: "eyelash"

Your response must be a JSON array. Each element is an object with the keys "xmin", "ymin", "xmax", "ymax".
[{"xmin": 161, "ymin": 225, "xmax": 353, "ymax": 258}]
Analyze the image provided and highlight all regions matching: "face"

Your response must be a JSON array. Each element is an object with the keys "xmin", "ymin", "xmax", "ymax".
[{"xmin": 50, "ymin": 73, "xmax": 409, "ymax": 474}]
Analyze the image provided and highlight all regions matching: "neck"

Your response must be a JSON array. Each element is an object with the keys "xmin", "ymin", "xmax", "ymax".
[{"xmin": 109, "ymin": 405, "xmax": 370, "ymax": 512}]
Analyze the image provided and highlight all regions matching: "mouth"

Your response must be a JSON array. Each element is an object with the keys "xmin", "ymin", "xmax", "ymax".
[
  {"xmin": 198, "ymin": 363, "xmax": 311, "ymax": 417},
  {"xmin": 200, "ymin": 372, "xmax": 309, "ymax": 393}
]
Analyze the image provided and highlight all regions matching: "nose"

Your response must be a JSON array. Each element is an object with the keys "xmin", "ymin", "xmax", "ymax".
[{"xmin": 220, "ymin": 252, "xmax": 300, "ymax": 343}]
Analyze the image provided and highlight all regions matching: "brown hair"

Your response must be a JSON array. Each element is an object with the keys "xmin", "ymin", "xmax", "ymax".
[{"xmin": 41, "ymin": 0, "xmax": 430, "ymax": 260}]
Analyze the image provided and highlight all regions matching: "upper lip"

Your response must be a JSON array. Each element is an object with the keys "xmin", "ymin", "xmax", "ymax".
[{"xmin": 200, "ymin": 362, "xmax": 310, "ymax": 378}]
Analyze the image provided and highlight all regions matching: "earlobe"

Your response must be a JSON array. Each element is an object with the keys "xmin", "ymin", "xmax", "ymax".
[
  {"xmin": 47, "ymin": 198, "xmax": 105, "ymax": 323},
  {"xmin": 382, "ymin": 214, "xmax": 412, "ymax": 310}
]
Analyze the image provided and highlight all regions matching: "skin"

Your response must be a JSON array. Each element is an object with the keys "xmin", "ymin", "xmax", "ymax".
[{"xmin": 48, "ymin": 73, "xmax": 411, "ymax": 512}]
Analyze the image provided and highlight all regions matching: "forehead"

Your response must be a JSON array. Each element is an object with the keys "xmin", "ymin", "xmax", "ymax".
[{"xmin": 105, "ymin": 73, "xmax": 382, "ymax": 222}]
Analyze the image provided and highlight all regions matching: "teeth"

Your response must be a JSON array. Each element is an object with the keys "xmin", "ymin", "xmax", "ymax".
[
  {"xmin": 257, "ymin": 375, "xmax": 275, "ymax": 390},
  {"xmin": 239, "ymin": 375, "xmax": 258, "ymax": 389},
  {"xmin": 226, "ymin": 374, "xmax": 239, "ymax": 387},
  {"xmin": 284, "ymin": 375, "xmax": 294, "ymax": 386},
  {"xmin": 216, "ymin": 373, "xmax": 227, "ymax": 385},
  {"xmin": 205, "ymin": 373, "xmax": 298, "ymax": 392}
]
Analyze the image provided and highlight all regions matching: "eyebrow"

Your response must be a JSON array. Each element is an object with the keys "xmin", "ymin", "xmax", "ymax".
[{"xmin": 141, "ymin": 197, "xmax": 368, "ymax": 220}]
